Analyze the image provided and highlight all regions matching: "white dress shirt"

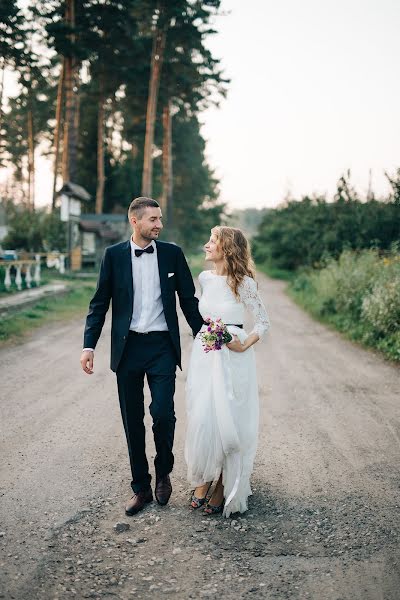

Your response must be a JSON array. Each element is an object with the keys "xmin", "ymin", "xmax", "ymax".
[
  {"xmin": 129, "ymin": 239, "xmax": 168, "ymax": 332},
  {"xmin": 83, "ymin": 238, "xmax": 168, "ymax": 352}
]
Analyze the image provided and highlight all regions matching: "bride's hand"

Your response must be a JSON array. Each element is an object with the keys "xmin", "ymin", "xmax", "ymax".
[{"xmin": 226, "ymin": 335, "xmax": 245, "ymax": 353}]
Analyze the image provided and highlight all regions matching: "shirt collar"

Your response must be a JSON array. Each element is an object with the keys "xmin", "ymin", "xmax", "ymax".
[{"xmin": 130, "ymin": 238, "xmax": 156, "ymax": 252}]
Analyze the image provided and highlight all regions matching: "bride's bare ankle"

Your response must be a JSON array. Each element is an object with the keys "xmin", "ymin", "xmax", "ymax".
[
  {"xmin": 209, "ymin": 480, "xmax": 224, "ymax": 506},
  {"xmin": 194, "ymin": 482, "xmax": 212, "ymax": 496}
]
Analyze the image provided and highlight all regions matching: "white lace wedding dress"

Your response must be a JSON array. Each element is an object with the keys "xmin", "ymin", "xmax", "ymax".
[{"xmin": 185, "ymin": 270, "xmax": 270, "ymax": 517}]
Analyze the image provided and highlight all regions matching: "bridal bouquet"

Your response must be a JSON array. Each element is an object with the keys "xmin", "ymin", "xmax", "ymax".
[{"xmin": 200, "ymin": 317, "xmax": 233, "ymax": 353}]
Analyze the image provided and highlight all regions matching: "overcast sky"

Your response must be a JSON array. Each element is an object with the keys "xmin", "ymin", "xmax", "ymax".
[
  {"xmin": 201, "ymin": 0, "xmax": 400, "ymax": 208},
  {"xmin": 2, "ymin": 0, "xmax": 400, "ymax": 210}
]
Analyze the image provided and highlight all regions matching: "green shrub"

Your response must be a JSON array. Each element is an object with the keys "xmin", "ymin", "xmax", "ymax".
[
  {"xmin": 328, "ymin": 250, "xmax": 381, "ymax": 318},
  {"xmin": 289, "ymin": 249, "xmax": 400, "ymax": 361},
  {"xmin": 254, "ymin": 170, "xmax": 400, "ymax": 271},
  {"xmin": 362, "ymin": 263, "xmax": 400, "ymax": 336}
]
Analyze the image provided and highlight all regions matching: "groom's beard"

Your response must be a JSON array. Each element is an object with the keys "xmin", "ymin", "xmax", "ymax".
[
  {"xmin": 147, "ymin": 233, "xmax": 160, "ymax": 241},
  {"xmin": 140, "ymin": 229, "xmax": 161, "ymax": 241}
]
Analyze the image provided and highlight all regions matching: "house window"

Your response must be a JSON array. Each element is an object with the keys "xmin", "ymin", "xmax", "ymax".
[{"xmin": 82, "ymin": 232, "xmax": 96, "ymax": 254}]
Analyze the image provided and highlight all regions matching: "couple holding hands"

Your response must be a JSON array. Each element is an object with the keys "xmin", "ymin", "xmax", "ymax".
[{"xmin": 80, "ymin": 196, "xmax": 269, "ymax": 518}]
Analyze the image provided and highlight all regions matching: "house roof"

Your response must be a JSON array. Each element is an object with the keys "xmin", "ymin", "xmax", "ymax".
[
  {"xmin": 80, "ymin": 220, "xmax": 121, "ymax": 241},
  {"xmin": 80, "ymin": 213, "xmax": 127, "ymax": 222},
  {"xmin": 57, "ymin": 182, "xmax": 91, "ymax": 202}
]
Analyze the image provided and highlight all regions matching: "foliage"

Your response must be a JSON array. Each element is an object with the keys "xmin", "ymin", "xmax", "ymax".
[
  {"xmin": 2, "ymin": 0, "xmax": 227, "ymax": 241},
  {"xmin": 362, "ymin": 268, "xmax": 400, "ymax": 336},
  {"xmin": 158, "ymin": 0, "xmax": 228, "ymax": 113},
  {"xmin": 2, "ymin": 205, "xmax": 66, "ymax": 252},
  {"xmin": 2, "ymin": 66, "xmax": 55, "ymax": 176},
  {"xmin": 289, "ymin": 248, "xmax": 400, "ymax": 361},
  {"xmin": 253, "ymin": 171, "xmax": 400, "ymax": 271},
  {"xmin": 41, "ymin": 210, "xmax": 67, "ymax": 251},
  {"xmin": 0, "ymin": 1, "xmax": 25, "ymax": 64},
  {"xmin": 3, "ymin": 205, "xmax": 43, "ymax": 251},
  {"xmin": 0, "ymin": 3, "xmax": 54, "ymax": 179},
  {"xmin": 162, "ymin": 109, "xmax": 224, "ymax": 251}
]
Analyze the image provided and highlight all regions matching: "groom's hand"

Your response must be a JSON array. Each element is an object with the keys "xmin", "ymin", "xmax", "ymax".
[{"xmin": 80, "ymin": 350, "xmax": 94, "ymax": 374}]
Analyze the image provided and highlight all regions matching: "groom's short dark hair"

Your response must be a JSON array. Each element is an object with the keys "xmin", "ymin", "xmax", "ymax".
[{"xmin": 128, "ymin": 197, "xmax": 160, "ymax": 219}]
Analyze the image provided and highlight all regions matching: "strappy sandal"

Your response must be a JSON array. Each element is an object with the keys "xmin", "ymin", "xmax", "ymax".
[
  {"xmin": 203, "ymin": 499, "xmax": 224, "ymax": 515},
  {"xmin": 190, "ymin": 483, "xmax": 212, "ymax": 509}
]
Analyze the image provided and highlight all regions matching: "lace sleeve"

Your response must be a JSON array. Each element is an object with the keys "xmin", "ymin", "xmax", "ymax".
[{"xmin": 239, "ymin": 277, "xmax": 270, "ymax": 338}]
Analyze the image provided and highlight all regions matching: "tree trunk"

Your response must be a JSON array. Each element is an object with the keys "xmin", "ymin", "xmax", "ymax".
[
  {"xmin": 0, "ymin": 57, "xmax": 5, "ymax": 140},
  {"xmin": 95, "ymin": 77, "xmax": 105, "ymax": 215},
  {"xmin": 62, "ymin": 0, "xmax": 78, "ymax": 183},
  {"xmin": 27, "ymin": 106, "xmax": 35, "ymax": 211},
  {"xmin": 62, "ymin": 55, "xmax": 71, "ymax": 181},
  {"xmin": 161, "ymin": 100, "xmax": 173, "ymax": 224},
  {"xmin": 142, "ymin": 16, "xmax": 168, "ymax": 197},
  {"xmin": 73, "ymin": 70, "xmax": 80, "ymax": 136},
  {"xmin": 52, "ymin": 60, "xmax": 65, "ymax": 210},
  {"xmin": 70, "ymin": 63, "xmax": 80, "ymax": 173}
]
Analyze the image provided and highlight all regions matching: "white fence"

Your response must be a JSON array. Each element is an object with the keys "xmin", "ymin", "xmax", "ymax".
[{"xmin": 0, "ymin": 253, "xmax": 66, "ymax": 291}]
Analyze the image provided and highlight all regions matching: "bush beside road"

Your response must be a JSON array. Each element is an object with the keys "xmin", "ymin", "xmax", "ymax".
[{"xmin": 259, "ymin": 248, "xmax": 400, "ymax": 362}]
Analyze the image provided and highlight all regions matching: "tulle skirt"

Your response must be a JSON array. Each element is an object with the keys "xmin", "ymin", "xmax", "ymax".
[{"xmin": 184, "ymin": 325, "xmax": 259, "ymax": 517}]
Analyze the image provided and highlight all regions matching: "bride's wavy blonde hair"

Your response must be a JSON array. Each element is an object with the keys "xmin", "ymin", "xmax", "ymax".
[{"xmin": 211, "ymin": 226, "xmax": 256, "ymax": 298}]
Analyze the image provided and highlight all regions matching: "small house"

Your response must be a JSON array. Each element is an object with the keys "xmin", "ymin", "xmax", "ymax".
[
  {"xmin": 57, "ymin": 182, "xmax": 91, "ymax": 270},
  {"xmin": 79, "ymin": 214, "xmax": 130, "ymax": 268}
]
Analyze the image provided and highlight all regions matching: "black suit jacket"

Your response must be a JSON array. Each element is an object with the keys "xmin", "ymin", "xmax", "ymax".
[{"xmin": 83, "ymin": 239, "xmax": 204, "ymax": 372}]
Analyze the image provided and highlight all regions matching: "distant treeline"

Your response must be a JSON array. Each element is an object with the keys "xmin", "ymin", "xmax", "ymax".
[
  {"xmin": 0, "ymin": 0, "xmax": 228, "ymax": 251},
  {"xmin": 253, "ymin": 171, "xmax": 400, "ymax": 271},
  {"xmin": 227, "ymin": 208, "xmax": 269, "ymax": 239}
]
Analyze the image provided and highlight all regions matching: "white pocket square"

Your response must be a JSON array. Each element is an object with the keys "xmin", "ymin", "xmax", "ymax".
[{"xmin": 168, "ymin": 272, "xmax": 175, "ymax": 278}]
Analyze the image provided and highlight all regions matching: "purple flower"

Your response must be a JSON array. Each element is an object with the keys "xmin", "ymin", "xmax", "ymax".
[{"xmin": 200, "ymin": 317, "xmax": 232, "ymax": 353}]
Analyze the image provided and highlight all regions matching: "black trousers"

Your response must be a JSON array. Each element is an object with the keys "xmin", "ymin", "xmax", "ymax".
[{"xmin": 116, "ymin": 331, "xmax": 177, "ymax": 493}]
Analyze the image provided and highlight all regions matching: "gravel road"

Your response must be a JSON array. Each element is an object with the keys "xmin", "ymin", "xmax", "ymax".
[{"xmin": 0, "ymin": 274, "xmax": 399, "ymax": 600}]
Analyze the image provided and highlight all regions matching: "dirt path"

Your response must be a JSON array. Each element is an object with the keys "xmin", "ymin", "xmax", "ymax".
[{"xmin": 0, "ymin": 274, "xmax": 399, "ymax": 600}]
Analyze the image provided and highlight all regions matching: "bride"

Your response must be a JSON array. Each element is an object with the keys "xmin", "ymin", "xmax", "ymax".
[{"xmin": 185, "ymin": 226, "xmax": 270, "ymax": 517}]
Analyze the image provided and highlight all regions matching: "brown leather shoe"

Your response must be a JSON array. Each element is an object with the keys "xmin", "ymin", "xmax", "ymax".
[
  {"xmin": 125, "ymin": 488, "xmax": 153, "ymax": 516},
  {"xmin": 155, "ymin": 474, "xmax": 172, "ymax": 506}
]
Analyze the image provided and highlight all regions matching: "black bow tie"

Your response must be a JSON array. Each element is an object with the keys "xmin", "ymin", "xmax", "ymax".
[{"xmin": 135, "ymin": 245, "xmax": 154, "ymax": 257}]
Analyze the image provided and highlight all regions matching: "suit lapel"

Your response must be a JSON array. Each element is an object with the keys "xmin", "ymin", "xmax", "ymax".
[
  {"xmin": 122, "ymin": 239, "xmax": 133, "ymax": 309},
  {"xmin": 155, "ymin": 241, "xmax": 168, "ymax": 298}
]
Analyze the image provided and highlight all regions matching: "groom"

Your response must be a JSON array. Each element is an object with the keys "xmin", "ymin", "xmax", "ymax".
[{"xmin": 80, "ymin": 197, "xmax": 204, "ymax": 515}]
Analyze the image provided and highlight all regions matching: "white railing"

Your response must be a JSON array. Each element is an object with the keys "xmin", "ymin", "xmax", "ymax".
[
  {"xmin": 1, "ymin": 255, "xmax": 41, "ymax": 291},
  {"xmin": 45, "ymin": 252, "xmax": 66, "ymax": 274},
  {"xmin": 1, "ymin": 252, "xmax": 67, "ymax": 292}
]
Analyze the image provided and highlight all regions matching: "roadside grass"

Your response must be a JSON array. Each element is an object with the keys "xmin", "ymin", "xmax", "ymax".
[{"xmin": 0, "ymin": 278, "xmax": 97, "ymax": 347}]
